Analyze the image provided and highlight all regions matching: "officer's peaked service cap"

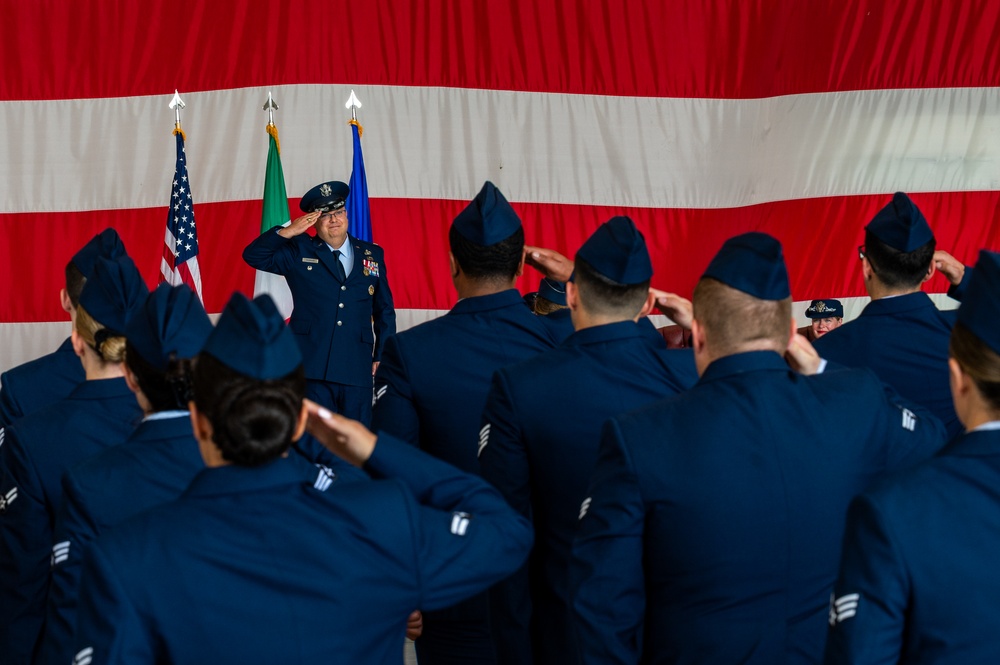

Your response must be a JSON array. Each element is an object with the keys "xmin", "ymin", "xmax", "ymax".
[
  {"xmin": 805, "ymin": 299, "xmax": 844, "ymax": 319},
  {"xmin": 702, "ymin": 232, "xmax": 791, "ymax": 300},
  {"xmin": 203, "ymin": 293, "xmax": 302, "ymax": 380},
  {"xmin": 574, "ymin": 216, "xmax": 653, "ymax": 285},
  {"xmin": 957, "ymin": 249, "xmax": 1000, "ymax": 357},
  {"xmin": 300, "ymin": 181, "xmax": 350, "ymax": 213},
  {"xmin": 866, "ymin": 192, "xmax": 934, "ymax": 253},
  {"xmin": 452, "ymin": 181, "xmax": 522, "ymax": 246},
  {"xmin": 127, "ymin": 283, "xmax": 213, "ymax": 371},
  {"xmin": 78, "ymin": 255, "xmax": 150, "ymax": 334},
  {"xmin": 72, "ymin": 228, "xmax": 127, "ymax": 277}
]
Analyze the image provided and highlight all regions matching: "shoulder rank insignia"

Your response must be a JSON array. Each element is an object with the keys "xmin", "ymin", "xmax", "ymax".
[{"xmin": 368, "ymin": 285, "xmax": 375, "ymax": 296}]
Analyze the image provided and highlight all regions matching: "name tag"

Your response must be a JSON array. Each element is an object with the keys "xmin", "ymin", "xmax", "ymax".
[{"xmin": 301, "ymin": 258, "xmax": 319, "ymax": 264}]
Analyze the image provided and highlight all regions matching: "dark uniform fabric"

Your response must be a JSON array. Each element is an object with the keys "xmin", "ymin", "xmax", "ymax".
[
  {"xmin": 479, "ymin": 320, "xmax": 698, "ymax": 665},
  {"xmin": 813, "ymin": 292, "xmax": 960, "ymax": 437},
  {"xmin": 243, "ymin": 228, "xmax": 395, "ymax": 421},
  {"xmin": 824, "ymin": 426, "xmax": 1000, "ymax": 665},
  {"xmin": 0, "ymin": 378, "xmax": 141, "ymax": 664},
  {"xmin": 72, "ymin": 434, "xmax": 532, "ymax": 665},
  {"xmin": 0, "ymin": 338, "xmax": 84, "ymax": 428},
  {"xmin": 39, "ymin": 414, "xmax": 362, "ymax": 665},
  {"xmin": 570, "ymin": 351, "xmax": 946, "ymax": 665},
  {"xmin": 373, "ymin": 288, "xmax": 562, "ymax": 664}
]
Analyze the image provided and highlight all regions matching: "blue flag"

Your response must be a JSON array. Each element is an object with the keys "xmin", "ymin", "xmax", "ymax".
[{"xmin": 346, "ymin": 121, "xmax": 372, "ymax": 242}]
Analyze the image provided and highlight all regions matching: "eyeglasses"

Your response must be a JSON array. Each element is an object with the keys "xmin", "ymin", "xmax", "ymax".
[
  {"xmin": 319, "ymin": 209, "xmax": 347, "ymax": 220},
  {"xmin": 857, "ymin": 245, "xmax": 866, "ymax": 260}
]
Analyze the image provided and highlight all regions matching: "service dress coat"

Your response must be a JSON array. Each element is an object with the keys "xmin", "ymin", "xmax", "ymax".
[
  {"xmin": 0, "ymin": 338, "xmax": 84, "ymax": 428},
  {"xmin": 569, "ymin": 351, "xmax": 946, "ymax": 665}
]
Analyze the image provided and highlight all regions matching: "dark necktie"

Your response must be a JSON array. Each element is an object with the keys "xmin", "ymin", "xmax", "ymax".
[{"xmin": 332, "ymin": 249, "xmax": 347, "ymax": 281}]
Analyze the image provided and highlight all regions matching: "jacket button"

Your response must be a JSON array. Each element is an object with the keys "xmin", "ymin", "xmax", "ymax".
[
  {"xmin": 341, "ymin": 285, "xmax": 347, "ymax": 291},
  {"xmin": 338, "ymin": 303, "xmax": 344, "ymax": 308},
  {"xmin": 337, "ymin": 321, "xmax": 343, "ymax": 326}
]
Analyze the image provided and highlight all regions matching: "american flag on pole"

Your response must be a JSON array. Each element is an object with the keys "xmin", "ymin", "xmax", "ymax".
[{"xmin": 160, "ymin": 130, "xmax": 203, "ymax": 302}]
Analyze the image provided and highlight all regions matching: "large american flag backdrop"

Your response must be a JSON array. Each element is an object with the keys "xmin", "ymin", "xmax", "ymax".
[{"xmin": 1, "ymin": 0, "xmax": 998, "ymax": 370}]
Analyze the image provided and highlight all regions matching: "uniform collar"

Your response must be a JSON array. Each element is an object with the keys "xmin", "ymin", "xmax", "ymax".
[
  {"xmin": 65, "ymin": 377, "xmax": 135, "ymax": 401},
  {"xmin": 57, "ymin": 336, "xmax": 76, "ymax": 355},
  {"xmin": 698, "ymin": 350, "xmax": 789, "ymax": 384},
  {"xmin": 940, "ymin": 427, "xmax": 1000, "ymax": 458},
  {"xmin": 860, "ymin": 291, "xmax": 936, "ymax": 316},
  {"xmin": 183, "ymin": 454, "xmax": 306, "ymax": 499},
  {"xmin": 448, "ymin": 289, "xmax": 525, "ymax": 315},
  {"xmin": 131, "ymin": 414, "xmax": 195, "ymax": 440},
  {"xmin": 563, "ymin": 320, "xmax": 646, "ymax": 347}
]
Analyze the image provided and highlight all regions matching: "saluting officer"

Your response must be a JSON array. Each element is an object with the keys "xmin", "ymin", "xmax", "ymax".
[
  {"xmin": 479, "ymin": 216, "xmax": 698, "ymax": 664},
  {"xmin": 0, "ymin": 255, "xmax": 147, "ymax": 664},
  {"xmin": 814, "ymin": 192, "xmax": 967, "ymax": 437},
  {"xmin": 0, "ymin": 228, "xmax": 125, "ymax": 428},
  {"xmin": 38, "ymin": 283, "xmax": 212, "ymax": 665},
  {"xmin": 825, "ymin": 249, "xmax": 1000, "ymax": 665},
  {"xmin": 71, "ymin": 292, "xmax": 531, "ymax": 665},
  {"xmin": 373, "ymin": 181, "xmax": 563, "ymax": 664},
  {"xmin": 569, "ymin": 232, "xmax": 945, "ymax": 665},
  {"xmin": 803, "ymin": 298, "xmax": 844, "ymax": 340},
  {"xmin": 243, "ymin": 180, "xmax": 395, "ymax": 425}
]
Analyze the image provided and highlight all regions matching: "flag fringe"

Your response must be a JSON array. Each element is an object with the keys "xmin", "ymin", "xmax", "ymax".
[
  {"xmin": 266, "ymin": 123, "xmax": 281, "ymax": 154},
  {"xmin": 348, "ymin": 119, "xmax": 363, "ymax": 139}
]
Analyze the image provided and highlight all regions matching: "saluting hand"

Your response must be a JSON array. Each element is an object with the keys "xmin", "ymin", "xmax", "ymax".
[
  {"xmin": 277, "ymin": 211, "xmax": 322, "ymax": 239},
  {"xmin": 785, "ymin": 333, "xmax": 822, "ymax": 375},
  {"xmin": 650, "ymin": 289, "xmax": 694, "ymax": 329},
  {"xmin": 304, "ymin": 399, "xmax": 377, "ymax": 467},
  {"xmin": 933, "ymin": 250, "xmax": 966, "ymax": 286},
  {"xmin": 524, "ymin": 245, "xmax": 573, "ymax": 283}
]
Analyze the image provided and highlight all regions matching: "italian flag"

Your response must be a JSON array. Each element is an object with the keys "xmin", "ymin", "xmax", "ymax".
[{"xmin": 253, "ymin": 124, "xmax": 294, "ymax": 319}]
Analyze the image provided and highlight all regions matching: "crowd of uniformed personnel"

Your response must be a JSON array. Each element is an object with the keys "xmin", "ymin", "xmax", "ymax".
[{"xmin": 0, "ymin": 179, "xmax": 998, "ymax": 665}]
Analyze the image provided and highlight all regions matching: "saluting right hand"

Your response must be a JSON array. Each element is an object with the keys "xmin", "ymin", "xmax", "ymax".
[
  {"xmin": 304, "ymin": 399, "xmax": 377, "ymax": 467},
  {"xmin": 277, "ymin": 211, "xmax": 322, "ymax": 239}
]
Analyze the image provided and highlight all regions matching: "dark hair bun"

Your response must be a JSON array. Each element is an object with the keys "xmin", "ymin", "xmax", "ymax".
[{"xmin": 213, "ymin": 384, "xmax": 301, "ymax": 466}]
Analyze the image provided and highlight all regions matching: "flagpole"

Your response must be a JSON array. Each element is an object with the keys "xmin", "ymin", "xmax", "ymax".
[
  {"xmin": 345, "ymin": 89, "xmax": 361, "ymax": 122},
  {"xmin": 263, "ymin": 91, "xmax": 279, "ymax": 127},
  {"xmin": 169, "ymin": 90, "xmax": 186, "ymax": 134}
]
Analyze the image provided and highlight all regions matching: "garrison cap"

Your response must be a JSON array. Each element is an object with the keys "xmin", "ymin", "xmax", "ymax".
[
  {"xmin": 702, "ymin": 232, "xmax": 791, "ymax": 300},
  {"xmin": 866, "ymin": 192, "xmax": 934, "ymax": 252},
  {"xmin": 78, "ymin": 255, "xmax": 149, "ymax": 335},
  {"xmin": 202, "ymin": 293, "xmax": 301, "ymax": 380},
  {"xmin": 452, "ymin": 181, "xmax": 522, "ymax": 246},
  {"xmin": 957, "ymin": 250, "xmax": 1000, "ymax": 356},
  {"xmin": 805, "ymin": 299, "xmax": 844, "ymax": 319},
  {"xmin": 537, "ymin": 278, "xmax": 567, "ymax": 306},
  {"xmin": 300, "ymin": 181, "xmax": 350, "ymax": 214},
  {"xmin": 126, "ymin": 284, "xmax": 213, "ymax": 371},
  {"xmin": 72, "ymin": 228, "xmax": 127, "ymax": 277},
  {"xmin": 574, "ymin": 216, "xmax": 653, "ymax": 285}
]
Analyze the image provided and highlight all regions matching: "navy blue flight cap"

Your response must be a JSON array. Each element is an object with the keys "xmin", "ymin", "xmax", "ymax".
[
  {"xmin": 452, "ymin": 181, "xmax": 522, "ymax": 246},
  {"xmin": 202, "ymin": 293, "xmax": 302, "ymax": 380},
  {"xmin": 126, "ymin": 284, "xmax": 213, "ymax": 371},
  {"xmin": 78, "ymin": 255, "xmax": 150, "ymax": 334},
  {"xmin": 574, "ymin": 216, "xmax": 653, "ymax": 285},
  {"xmin": 702, "ymin": 232, "xmax": 791, "ymax": 300},
  {"xmin": 300, "ymin": 181, "xmax": 350, "ymax": 213},
  {"xmin": 805, "ymin": 299, "xmax": 844, "ymax": 319},
  {"xmin": 957, "ymin": 250, "xmax": 1000, "ymax": 356},
  {"xmin": 537, "ymin": 278, "xmax": 567, "ymax": 306},
  {"xmin": 866, "ymin": 192, "xmax": 934, "ymax": 252},
  {"xmin": 72, "ymin": 228, "xmax": 127, "ymax": 277}
]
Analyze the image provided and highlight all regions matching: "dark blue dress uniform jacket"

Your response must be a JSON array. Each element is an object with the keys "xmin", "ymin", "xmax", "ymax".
[
  {"xmin": 813, "ymin": 292, "xmax": 960, "ymax": 437},
  {"xmin": 824, "ymin": 425, "xmax": 1000, "ymax": 665},
  {"xmin": 479, "ymin": 320, "xmax": 699, "ymax": 665},
  {"xmin": 39, "ymin": 413, "xmax": 363, "ymax": 665},
  {"xmin": 0, "ymin": 378, "xmax": 141, "ymax": 664},
  {"xmin": 372, "ymin": 288, "xmax": 563, "ymax": 663},
  {"xmin": 72, "ymin": 434, "xmax": 533, "ymax": 665},
  {"xmin": 0, "ymin": 338, "xmax": 84, "ymax": 428},
  {"xmin": 243, "ymin": 229, "xmax": 396, "ymax": 387},
  {"xmin": 569, "ymin": 352, "xmax": 946, "ymax": 665}
]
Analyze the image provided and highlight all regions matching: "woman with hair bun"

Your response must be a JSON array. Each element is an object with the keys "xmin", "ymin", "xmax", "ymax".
[
  {"xmin": 826, "ymin": 249, "xmax": 1000, "ymax": 664},
  {"xmin": 72, "ymin": 292, "xmax": 532, "ymax": 665},
  {"xmin": 39, "ymin": 283, "xmax": 214, "ymax": 665},
  {"xmin": 0, "ymin": 255, "xmax": 147, "ymax": 663}
]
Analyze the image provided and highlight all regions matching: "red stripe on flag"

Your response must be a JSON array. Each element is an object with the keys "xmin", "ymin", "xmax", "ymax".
[
  {"xmin": 1, "ymin": 191, "xmax": 997, "ymax": 322},
  {"xmin": 2, "ymin": 1, "xmax": 998, "ymax": 101}
]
